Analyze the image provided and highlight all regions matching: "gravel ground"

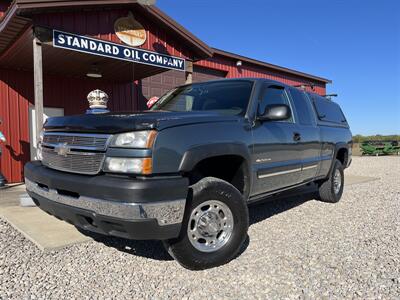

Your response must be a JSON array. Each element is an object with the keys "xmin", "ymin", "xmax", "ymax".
[{"xmin": 1, "ymin": 156, "xmax": 399, "ymax": 299}]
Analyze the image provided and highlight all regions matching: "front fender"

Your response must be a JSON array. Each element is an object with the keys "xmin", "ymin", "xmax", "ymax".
[
  {"xmin": 178, "ymin": 142, "xmax": 252, "ymax": 199},
  {"xmin": 178, "ymin": 143, "xmax": 252, "ymax": 172}
]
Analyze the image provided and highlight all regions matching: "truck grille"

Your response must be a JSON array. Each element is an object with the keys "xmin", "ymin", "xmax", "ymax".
[
  {"xmin": 41, "ymin": 133, "xmax": 111, "ymax": 175},
  {"xmin": 42, "ymin": 147, "xmax": 105, "ymax": 175},
  {"xmin": 43, "ymin": 133, "xmax": 110, "ymax": 150}
]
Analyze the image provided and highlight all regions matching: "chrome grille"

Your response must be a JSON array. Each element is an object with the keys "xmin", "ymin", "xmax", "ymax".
[
  {"xmin": 43, "ymin": 133, "xmax": 110, "ymax": 150},
  {"xmin": 41, "ymin": 132, "xmax": 111, "ymax": 175},
  {"xmin": 42, "ymin": 147, "xmax": 105, "ymax": 175}
]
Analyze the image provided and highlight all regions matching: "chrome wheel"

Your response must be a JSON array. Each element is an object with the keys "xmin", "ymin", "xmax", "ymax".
[
  {"xmin": 333, "ymin": 169, "xmax": 342, "ymax": 194},
  {"xmin": 187, "ymin": 200, "xmax": 234, "ymax": 253}
]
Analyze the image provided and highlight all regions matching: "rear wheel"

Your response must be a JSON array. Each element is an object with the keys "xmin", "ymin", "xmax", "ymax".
[
  {"xmin": 317, "ymin": 159, "xmax": 344, "ymax": 203},
  {"xmin": 164, "ymin": 177, "xmax": 249, "ymax": 270}
]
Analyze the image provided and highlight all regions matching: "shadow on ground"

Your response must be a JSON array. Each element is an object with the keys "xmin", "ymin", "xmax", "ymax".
[
  {"xmin": 78, "ymin": 184, "xmax": 318, "ymax": 262},
  {"xmin": 248, "ymin": 184, "xmax": 318, "ymax": 226}
]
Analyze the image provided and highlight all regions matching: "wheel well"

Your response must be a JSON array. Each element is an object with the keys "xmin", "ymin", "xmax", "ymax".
[
  {"xmin": 336, "ymin": 148, "xmax": 348, "ymax": 166},
  {"xmin": 185, "ymin": 155, "xmax": 250, "ymax": 196}
]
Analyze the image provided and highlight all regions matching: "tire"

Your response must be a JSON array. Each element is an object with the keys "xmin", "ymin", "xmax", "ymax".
[
  {"xmin": 164, "ymin": 177, "xmax": 249, "ymax": 270},
  {"xmin": 317, "ymin": 159, "xmax": 344, "ymax": 203}
]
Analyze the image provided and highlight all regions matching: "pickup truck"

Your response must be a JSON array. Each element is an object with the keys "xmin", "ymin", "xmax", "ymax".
[{"xmin": 25, "ymin": 78, "xmax": 352, "ymax": 270}]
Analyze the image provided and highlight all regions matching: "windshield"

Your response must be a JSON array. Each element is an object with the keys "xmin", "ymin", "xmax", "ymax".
[{"xmin": 150, "ymin": 80, "xmax": 254, "ymax": 116}]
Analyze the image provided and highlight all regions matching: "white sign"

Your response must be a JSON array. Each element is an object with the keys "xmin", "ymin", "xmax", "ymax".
[{"xmin": 53, "ymin": 30, "xmax": 185, "ymax": 71}]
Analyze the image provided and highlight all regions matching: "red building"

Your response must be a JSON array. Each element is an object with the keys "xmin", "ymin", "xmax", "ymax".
[{"xmin": 0, "ymin": 0, "xmax": 331, "ymax": 183}]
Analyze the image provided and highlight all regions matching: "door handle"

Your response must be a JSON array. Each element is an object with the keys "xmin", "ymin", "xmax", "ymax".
[{"xmin": 293, "ymin": 132, "xmax": 301, "ymax": 141}]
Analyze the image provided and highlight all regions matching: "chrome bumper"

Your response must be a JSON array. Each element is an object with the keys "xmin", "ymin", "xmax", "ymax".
[{"xmin": 25, "ymin": 178, "xmax": 186, "ymax": 226}]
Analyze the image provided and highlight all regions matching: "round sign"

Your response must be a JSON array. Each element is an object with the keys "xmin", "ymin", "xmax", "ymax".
[{"xmin": 114, "ymin": 13, "xmax": 147, "ymax": 47}]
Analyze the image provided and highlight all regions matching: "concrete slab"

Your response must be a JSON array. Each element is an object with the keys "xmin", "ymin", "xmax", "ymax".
[
  {"xmin": 0, "ymin": 184, "xmax": 91, "ymax": 251},
  {"xmin": 0, "ymin": 184, "xmax": 26, "ymax": 208},
  {"xmin": 0, "ymin": 206, "xmax": 91, "ymax": 251}
]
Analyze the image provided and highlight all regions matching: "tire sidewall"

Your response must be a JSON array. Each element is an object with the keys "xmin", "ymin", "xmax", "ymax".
[
  {"xmin": 331, "ymin": 160, "xmax": 344, "ymax": 201},
  {"xmin": 168, "ymin": 177, "xmax": 249, "ymax": 269}
]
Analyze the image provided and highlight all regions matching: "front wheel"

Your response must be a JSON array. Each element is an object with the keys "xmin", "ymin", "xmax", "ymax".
[
  {"xmin": 164, "ymin": 177, "xmax": 249, "ymax": 270},
  {"xmin": 317, "ymin": 159, "xmax": 344, "ymax": 203}
]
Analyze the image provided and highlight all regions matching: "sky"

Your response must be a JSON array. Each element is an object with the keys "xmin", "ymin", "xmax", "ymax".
[{"xmin": 157, "ymin": 0, "xmax": 400, "ymax": 135}]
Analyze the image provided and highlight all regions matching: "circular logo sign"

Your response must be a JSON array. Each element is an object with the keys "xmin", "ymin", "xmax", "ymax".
[{"xmin": 114, "ymin": 13, "xmax": 147, "ymax": 47}]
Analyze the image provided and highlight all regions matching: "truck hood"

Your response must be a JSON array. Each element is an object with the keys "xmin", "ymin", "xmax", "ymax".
[{"xmin": 44, "ymin": 111, "xmax": 240, "ymax": 133}]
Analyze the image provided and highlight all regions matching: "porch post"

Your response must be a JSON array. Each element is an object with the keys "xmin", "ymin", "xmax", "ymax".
[
  {"xmin": 33, "ymin": 34, "xmax": 44, "ymax": 144},
  {"xmin": 185, "ymin": 60, "xmax": 193, "ymax": 84}
]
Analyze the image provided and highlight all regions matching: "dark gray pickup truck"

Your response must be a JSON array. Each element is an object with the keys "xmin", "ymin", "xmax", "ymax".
[{"xmin": 25, "ymin": 78, "xmax": 352, "ymax": 269}]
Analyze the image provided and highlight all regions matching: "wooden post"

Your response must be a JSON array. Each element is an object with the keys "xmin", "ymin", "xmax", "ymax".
[
  {"xmin": 185, "ymin": 60, "xmax": 193, "ymax": 84},
  {"xmin": 33, "ymin": 35, "xmax": 44, "ymax": 145}
]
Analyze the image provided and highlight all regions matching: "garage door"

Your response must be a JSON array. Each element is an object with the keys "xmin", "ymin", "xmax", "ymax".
[
  {"xmin": 139, "ymin": 66, "xmax": 226, "ymax": 108},
  {"xmin": 192, "ymin": 66, "xmax": 227, "ymax": 83},
  {"xmin": 140, "ymin": 70, "xmax": 185, "ymax": 103}
]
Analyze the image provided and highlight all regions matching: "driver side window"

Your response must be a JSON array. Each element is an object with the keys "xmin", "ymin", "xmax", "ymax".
[{"xmin": 259, "ymin": 85, "xmax": 294, "ymax": 123}]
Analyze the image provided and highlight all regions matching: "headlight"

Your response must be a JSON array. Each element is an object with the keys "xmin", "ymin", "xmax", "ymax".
[
  {"xmin": 110, "ymin": 131, "xmax": 157, "ymax": 148},
  {"xmin": 103, "ymin": 157, "xmax": 152, "ymax": 174}
]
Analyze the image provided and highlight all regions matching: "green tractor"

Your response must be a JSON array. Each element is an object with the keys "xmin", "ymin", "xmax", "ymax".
[{"xmin": 360, "ymin": 141, "xmax": 400, "ymax": 156}]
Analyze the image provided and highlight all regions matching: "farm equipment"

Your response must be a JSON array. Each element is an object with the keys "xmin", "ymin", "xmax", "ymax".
[{"xmin": 360, "ymin": 141, "xmax": 400, "ymax": 156}]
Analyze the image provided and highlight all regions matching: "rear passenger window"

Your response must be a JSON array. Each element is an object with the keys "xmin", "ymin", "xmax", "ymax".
[
  {"xmin": 312, "ymin": 95, "xmax": 347, "ymax": 124},
  {"xmin": 259, "ymin": 85, "xmax": 293, "ymax": 122},
  {"xmin": 289, "ymin": 87, "xmax": 314, "ymax": 125}
]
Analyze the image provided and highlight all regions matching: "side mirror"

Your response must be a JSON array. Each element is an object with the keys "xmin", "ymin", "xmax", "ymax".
[{"xmin": 258, "ymin": 104, "xmax": 291, "ymax": 121}]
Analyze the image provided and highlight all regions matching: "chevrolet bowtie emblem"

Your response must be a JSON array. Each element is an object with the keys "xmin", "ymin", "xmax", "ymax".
[{"xmin": 54, "ymin": 143, "xmax": 70, "ymax": 157}]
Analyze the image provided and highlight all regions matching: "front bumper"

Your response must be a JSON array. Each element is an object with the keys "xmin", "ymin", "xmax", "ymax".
[{"xmin": 25, "ymin": 161, "xmax": 189, "ymax": 240}]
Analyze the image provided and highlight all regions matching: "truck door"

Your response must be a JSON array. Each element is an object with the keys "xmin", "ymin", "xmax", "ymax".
[
  {"xmin": 288, "ymin": 87, "xmax": 321, "ymax": 181},
  {"xmin": 251, "ymin": 83, "xmax": 303, "ymax": 195}
]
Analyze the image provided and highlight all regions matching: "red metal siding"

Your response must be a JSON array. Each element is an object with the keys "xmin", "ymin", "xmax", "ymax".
[
  {"xmin": 42, "ymin": 74, "xmax": 135, "ymax": 114},
  {"xmin": 32, "ymin": 8, "xmax": 193, "ymax": 60},
  {"xmin": 0, "ymin": 69, "xmax": 32, "ymax": 183},
  {"xmin": 196, "ymin": 55, "xmax": 326, "ymax": 95},
  {"xmin": 0, "ymin": 68, "xmax": 136, "ymax": 183}
]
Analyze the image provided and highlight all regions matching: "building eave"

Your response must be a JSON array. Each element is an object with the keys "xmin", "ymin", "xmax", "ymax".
[{"xmin": 212, "ymin": 48, "xmax": 332, "ymax": 84}]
